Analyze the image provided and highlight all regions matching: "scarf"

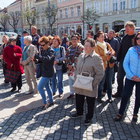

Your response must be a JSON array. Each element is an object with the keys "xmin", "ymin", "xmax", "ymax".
[
  {"xmin": 96, "ymin": 41, "xmax": 108, "ymax": 55},
  {"xmin": 22, "ymin": 46, "xmax": 29, "ymax": 61},
  {"xmin": 135, "ymin": 46, "xmax": 140, "ymax": 58}
]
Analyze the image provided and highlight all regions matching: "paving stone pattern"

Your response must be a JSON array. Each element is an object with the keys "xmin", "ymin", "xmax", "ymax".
[{"xmin": 0, "ymin": 67, "xmax": 140, "ymax": 140}]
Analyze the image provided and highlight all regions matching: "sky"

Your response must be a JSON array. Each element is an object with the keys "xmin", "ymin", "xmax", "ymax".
[{"xmin": 0, "ymin": 0, "xmax": 16, "ymax": 9}]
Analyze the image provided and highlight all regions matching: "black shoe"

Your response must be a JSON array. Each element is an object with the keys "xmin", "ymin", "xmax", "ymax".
[
  {"xmin": 84, "ymin": 118, "xmax": 92, "ymax": 125},
  {"xmin": 59, "ymin": 94, "xmax": 62, "ymax": 98},
  {"xmin": 112, "ymin": 92, "xmax": 121, "ymax": 98},
  {"xmin": 18, "ymin": 89, "xmax": 22, "ymax": 93},
  {"xmin": 48, "ymin": 102, "xmax": 54, "ymax": 107},
  {"xmin": 132, "ymin": 115, "xmax": 138, "ymax": 122},
  {"xmin": 114, "ymin": 114, "xmax": 123, "ymax": 121},
  {"xmin": 67, "ymin": 94, "xmax": 74, "ymax": 99},
  {"xmin": 107, "ymin": 99, "xmax": 113, "ymax": 103},
  {"xmin": 71, "ymin": 113, "xmax": 83, "ymax": 118},
  {"xmin": 10, "ymin": 88, "xmax": 16, "ymax": 92},
  {"xmin": 4, "ymin": 80, "xmax": 9, "ymax": 83},
  {"xmin": 97, "ymin": 98, "xmax": 103, "ymax": 103}
]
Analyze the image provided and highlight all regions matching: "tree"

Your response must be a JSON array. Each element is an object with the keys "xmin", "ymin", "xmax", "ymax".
[
  {"xmin": 81, "ymin": 9, "xmax": 100, "ymax": 30},
  {"xmin": 8, "ymin": 11, "xmax": 21, "ymax": 33},
  {"xmin": 23, "ymin": 8, "xmax": 37, "ymax": 33},
  {"xmin": 0, "ymin": 13, "xmax": 9, "ymax": 31},
  {"xmin": 45, "ymin": 4, "xmax": 58, "ymax": 34}
]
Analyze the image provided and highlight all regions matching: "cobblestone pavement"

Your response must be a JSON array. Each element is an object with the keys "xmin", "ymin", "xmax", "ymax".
[{"xmin": 0, "ymin": 67, "xmax": 140, "ymax": 140}]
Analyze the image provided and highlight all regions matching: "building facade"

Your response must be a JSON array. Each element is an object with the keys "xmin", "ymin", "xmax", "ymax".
[
  {"xmin": 57, "ymin": 0, "xmax": 83, "ymax": 37},
  {"xmin": 35, "ymin": 0, "xmax": 57, "ymax": 35},
  {"xmin": 85, "ymin": 0, "xmax": 140, "ymax": 33},
  {"xmin": 7, "ymin": 0, "xmax": 23, "ymax": 34}
]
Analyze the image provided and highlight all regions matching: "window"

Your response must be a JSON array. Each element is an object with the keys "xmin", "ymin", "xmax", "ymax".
[
  {"xmin": 60, "ymin": 10, "xmax": 63, "ymax": 18},
  {"xmin": 131, "ymin": 0, "xmax": 137, "ymax": 8},
  {"xmin": 70, "ymin": 7, "xmax": 74, "ymax": 17},
  {"xmin": 65, "ymin": 8, "xmax": 68, "ymax": 18},
  {"xmin": 120, "ymin": 0, "xmax": 126, "ymax": 10},
  {"xmin": 94, "ymin": 1, "xmax": 100, "ymax": 13},
  {"xmin": 113, "ymin": 0, "xmax": 118, "ymax": 11},
  {"xmin": 104, "ymin": 0, "xmax": 109, "ymax": 12},
  {"xmin": 77, "ymin": 6, "xmax": 81, "ymax": 16}
]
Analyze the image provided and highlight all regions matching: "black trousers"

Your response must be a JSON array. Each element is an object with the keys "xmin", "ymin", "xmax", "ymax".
[
  {"xmin": 117, "ymin": 61, "xmax": 125, "ymax": 95},
  {"xmin": 11, "ymin": 74, "xmax": 22, "ymax": 90},
  {"xmin": 76, "ymin": 94, "xmax": 96, "ymax": 120}
]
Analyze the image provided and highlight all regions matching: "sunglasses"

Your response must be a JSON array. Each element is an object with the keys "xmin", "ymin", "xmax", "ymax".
[
  {"xmin": 40, "ymin": 44, "xmax": 46, "ymax": 46},
  {"xmin": 136, "ymin": 37, "xmax": 140, "ymax": 40}
]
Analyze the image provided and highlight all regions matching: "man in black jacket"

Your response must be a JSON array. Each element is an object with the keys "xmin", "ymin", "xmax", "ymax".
[{"xmin": 113, "ymin": 21, "xmax": 135, "ymax": 98}]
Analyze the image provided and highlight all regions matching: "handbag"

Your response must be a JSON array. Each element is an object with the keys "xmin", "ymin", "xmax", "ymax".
[
  {"xmin": 60, "ymin": 47, "xmax": 68, "ymax": 73},
  {"xmin": 5, "ymin": 69, "xmax": 20, "ymax": 83},
  {"xmin": 109, "ymin": 56, "xmax": 117, "ymax": 63},
  {"xmin": 62, "ymin": 62, "xmax": 67, "ymax": 73},
  {"xmin": 73, "ymin": 72, "xmax": 94, "ymax": 91},
  {"xmin": 36, "ymin": 63, "xmax": 41, "ymax": 78}
]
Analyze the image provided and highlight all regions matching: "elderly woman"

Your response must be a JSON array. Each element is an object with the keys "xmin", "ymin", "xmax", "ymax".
[
  {"xmin": 3, "ymin": 37, "xmax": 24, "ymax": 92},
  {"xmin": 21, "ymin": 36, "xmax": 38, "ymax": 94},
  {"xmin": 114, "ymin": 32, "xmax": 140, "ymax": 122},
  {"xmin": 0, "ymin": 35, "xmax": 9, "ymax": 83},
  {"xmin": 71, "ymin": 38, "xmax": 104, "ymax": 125},
  {"xmin": 95, "ymin": 31, "xmax": 115, "ymax": 103},
  {"xmin": 51, "ymin": 36, "xmax": 65, "ymax": 97},
  {"xmin": 66, "ymin": 35, "xmax": 84, "ymax": 99},
  {"xmin": 35, "ymin": 36, "xmax": 55, "ymax": 109}
]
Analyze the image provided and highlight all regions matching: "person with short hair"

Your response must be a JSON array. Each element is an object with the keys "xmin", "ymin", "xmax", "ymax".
[
  {"xmin": 31, "ymin": 26, "xmax": 40, "ymax": 50},
  {"xmin": 113, "ymin": 21, "xmax": 136, "ymax": 98},
  {"xmin": 20, "ymin": 31, "xmax": 29, "ymax": 50},
  {"xmin": 71, "ymin": 38, "xmax": 104, "ymax": 125},
  {"xmin": 95, "ymin": 31, "xmax": 115, "ymax": 103},
  {"xmin": 51, "ymin": 35, "xmax": 65, "ymax": 97},
  {"xmin": 0, "ymin": 35, "xmax": 9, "ymax": 83},
  {"xmin": 114, "ymin": 32, "xmax": 140, "ymax": 122},
  {"xmin": 35, "ymin": 36, "xmax": 55, "ymax": 109},
  {"xmin": 3, "ymin": 37, "xmax": 24, "ymax": 92},
  {"xmin": 21, "ymin": 35, "xmax": 38, "ymax": 94},
  {"xmin": 66, "ymin": 35, "xmax": 84, "ymax": 99}
]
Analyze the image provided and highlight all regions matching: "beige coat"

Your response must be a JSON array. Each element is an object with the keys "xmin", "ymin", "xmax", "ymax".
[
  {"xmin": 95, "ymin": 43, "xmax": 115, "ymax": 69},
  {"xmin": 74, "ymin": 51, "xmax": 104, "ymax": 98},
  {"xmin": 21, "ymin": 44, "xmax": 38, "ymax": 68}
]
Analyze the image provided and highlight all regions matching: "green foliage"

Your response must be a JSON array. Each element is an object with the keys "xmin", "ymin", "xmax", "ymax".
[{"xmin": 81, "ymin": 9, "xmax": 100, "ymax": 28}]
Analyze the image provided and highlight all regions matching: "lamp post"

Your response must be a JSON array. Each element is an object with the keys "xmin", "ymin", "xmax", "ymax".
[{"xmin": 83, "ymin": 0, "xmax": 85, "ymax": 39}]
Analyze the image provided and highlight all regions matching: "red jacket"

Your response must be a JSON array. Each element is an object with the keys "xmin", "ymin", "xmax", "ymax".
[{"xmin": 3, "ymin": 45, "xmax": 24, "ymax": 74}]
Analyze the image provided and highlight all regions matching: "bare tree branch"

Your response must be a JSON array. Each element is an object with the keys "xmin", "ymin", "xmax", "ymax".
[
  {"xmin": 23, "ymin": 8, "xmax": 37, "ymax": 33},
  {"xmin": 8, "ymin": 11, "xmax": 21, "ymax": 33},
  {"xmin": 45, "ymin": 4, "xmax": 58, "ymax": 34},
  {"xmin": 0, "ymin": 13, "xmax": 9, "ymax": 31}
]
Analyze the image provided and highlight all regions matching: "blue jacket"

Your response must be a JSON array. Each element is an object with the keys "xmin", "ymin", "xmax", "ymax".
[{"xmin": 123, "ymin": 46, "xmax": 140, "ymax": 80}]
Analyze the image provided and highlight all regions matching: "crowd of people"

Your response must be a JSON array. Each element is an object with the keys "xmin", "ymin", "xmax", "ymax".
[{"xmin": 0, "ymin": 21, "xmax": 140, "ymax": 125}]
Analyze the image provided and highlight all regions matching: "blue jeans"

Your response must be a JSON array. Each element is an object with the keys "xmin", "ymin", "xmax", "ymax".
[
  {"xmin": 52, "ymin": 69, "xmax": 63, "ymax": 94},
  {"xmin": 38, "ymin": 77, "xmax": 53, "ymax": 105},
  {"xmin": 119, "ymin": 78, "xmax": 140, "ymax": 116},
  {"xmin": 68, "ymin": 76, "xmax": 75, "ymax": 95},
  {"xmin": 98, "ymin": 67, "xmax": 114, "ymax": 99}
]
